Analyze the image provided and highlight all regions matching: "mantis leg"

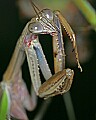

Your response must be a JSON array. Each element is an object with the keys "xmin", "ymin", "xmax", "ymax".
[
  {"xmin": 54, "ymin": 10, "xmax": 82, "ymax": 72},
  {"xmin": 25, "ymin": 35, "xmax": 52, "ymax": 95},
  {"xmin": 53, "ymin": 10, "xmax": 78, "ymax": 120},
  {"xmin": 53, "ymin": 14, "xmax": 66, "ymax": 73},
  {"xmin": 33, "ymin": 37, "xmax": 52, "ymax": 80},
  {"xmin": 25, "ymin": 41, "xmax": 41, "ymax": 95}
]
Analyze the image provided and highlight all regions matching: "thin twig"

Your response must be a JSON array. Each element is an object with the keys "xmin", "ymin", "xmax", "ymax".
[{"xmin": 33, "ymin": 99, "xmax": 51, "ymax": 120}]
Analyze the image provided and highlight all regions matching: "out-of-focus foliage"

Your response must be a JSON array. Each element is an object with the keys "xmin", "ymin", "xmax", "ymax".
[
  {"xmin": 72, "ymin": 0, "xmax": 96, "ymax": 31},
  {"xmin": 0, "ymin": 85, "xmax": 9, "ymax": 120}
]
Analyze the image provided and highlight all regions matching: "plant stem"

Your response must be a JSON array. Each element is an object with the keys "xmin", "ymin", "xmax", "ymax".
[{"xmin": 72, "ymin": 0, "xmax": 96, "ymax": 30}]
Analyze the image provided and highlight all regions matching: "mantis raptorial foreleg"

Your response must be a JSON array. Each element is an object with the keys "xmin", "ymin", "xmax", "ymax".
[
  {"xmin": 53, "ymin": 13, "xmax": 65, "ymax": 73},
  {"xmin": 38, "ymin": 68, "xmax": 74, "ymax": 99},
  {"xmin": 54, "ymin": 10, "xmax": 82, "ymax": 72}
]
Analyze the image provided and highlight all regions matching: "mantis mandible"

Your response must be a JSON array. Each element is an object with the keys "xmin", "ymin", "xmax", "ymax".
[{"xmin": 0, "ymin": 1, "xmax": 82, "ymax": 119}]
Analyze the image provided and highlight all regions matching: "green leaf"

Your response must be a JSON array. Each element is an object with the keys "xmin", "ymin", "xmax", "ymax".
[{"xmin": 0, "ymin": 88, "xmax": 9, "ymax": 120}]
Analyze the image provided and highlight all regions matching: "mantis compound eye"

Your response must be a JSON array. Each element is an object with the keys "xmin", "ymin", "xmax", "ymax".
[
  {"xmin": 28, "ymin": 22, "xmax": 43, "ymax": 33},
  {"xmin": 42, "ymin": 9, "xmax": 53, "ymax": 21}
]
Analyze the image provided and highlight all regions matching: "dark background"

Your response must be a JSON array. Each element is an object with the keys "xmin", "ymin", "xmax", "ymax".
[{"xmin": 0, "ymin": 0, "xmax": 96, "ymax": 120}]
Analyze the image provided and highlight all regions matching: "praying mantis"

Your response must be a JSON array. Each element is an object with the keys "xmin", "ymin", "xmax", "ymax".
[{"xmin": 0, "ymin": 1, "xmax": 82, "ymax": 120}]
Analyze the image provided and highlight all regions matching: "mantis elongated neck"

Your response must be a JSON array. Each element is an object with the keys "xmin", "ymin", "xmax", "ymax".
[{"xmin": 3, "ymin": 39, "xmax": 25, "ymax": 82}]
